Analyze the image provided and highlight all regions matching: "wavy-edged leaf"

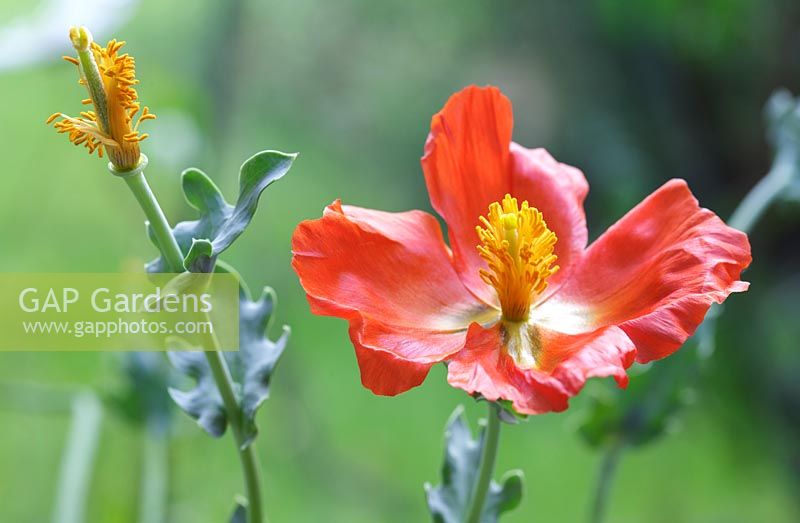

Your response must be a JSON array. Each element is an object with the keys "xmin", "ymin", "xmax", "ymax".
[
  {"xmin": 167, "ymin": 279, "xmax": 288, "ymax": 445},
  {"xmin": 211, "ymin": 150, "xmax": 295, "ymax": 253},
  {"xmin": 153, "ymin": 152, "xmax": 293, "ymax": 444},
  {"xmin": 425, "ymin": 406, "xmax": 524, "ymax": 523},
  {"xmin": 166, "ymin": 338, "xmax": 226, "ymax": 437},
  {"xmin": 234, "ymin": 285, "xmax": 289, "ymax": 447},
  {"xmin": 147, "ymin": 150, "xmax": 296, "ymax": 273}
]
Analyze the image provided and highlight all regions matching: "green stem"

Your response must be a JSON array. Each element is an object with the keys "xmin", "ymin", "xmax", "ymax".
[
  {"xmin": 121, "ymin": 167, "xmax": 184, "ymax": 272},
  {"xmin": 139, "ymin": 415, "xmax": 169, "ymax": 523},
  {"xmin": 465, "ymin": 402, "xmax": 502, "ymax": 523},
  {"xmin": 115, "ymin": 161, "xmax": 264, "ymax": 523},
  {"xmin": 729, "ymin": 148, "xmax": 798, "ymax": 234},
  {"xmin": 52, "ymin": 392, "xmax": 103, "ymax": 523},
  {"xmin": 204, "ymin": 349, "xmax": 264, "ymax": 523},
  {"xmin": 589, "ymin": 440, "xmax": 625, "ymax": 523},
  {"xmin": 118, "ymin": 164, "xmax": 176, "ymax": 523}
]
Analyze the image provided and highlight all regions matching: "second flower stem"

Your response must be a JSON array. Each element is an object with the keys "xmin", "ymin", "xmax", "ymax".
[
  {"xmin": 120, "ymin": 162, "xmax": 264, "ymax": 523},
  {"xmin": 465, "ymin": 402, "xmax": 502, "ymax": 523},
  {"xmin": 729, "ymin": 148, "xmax": 798, "ymax": 235},
  {"xmin": 589, "ymin": 439, "xmax": 625, "ymax": 523}
]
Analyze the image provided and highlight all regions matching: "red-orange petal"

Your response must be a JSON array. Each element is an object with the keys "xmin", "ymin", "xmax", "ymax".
[
  {"xmin": 349, "ymin": 319, "xmax": 434, "ymax": 396},
  {"xmin": 293, "ymin": 200, "xmax": 487, "ymax": 329},
  {"xmin": 422, "ymin": 86, "xmax": 513, "ymax": 306},
  {"xmin": 292, "ymin": 201, "xmax": 492, "ymax": 394},
  {"xmin": 446, "ymin": 324, "xmax": 569, "ymax": 414},
  {"xmin": 508, "ymin": 144, "xmax": 589, "ymax": 296},
  {"xmin": 538, "ymin": 179, "xmax": 752, "ymax": 363},
  {"xmin": 446, "ymin": 323, "xmax": 636, "ymax": 415},
  {"xmin": 422, "ymin": 86, "xmax": 590, "ymax": 305}
]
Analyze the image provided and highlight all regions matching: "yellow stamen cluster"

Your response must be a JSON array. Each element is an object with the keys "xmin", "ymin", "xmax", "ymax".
[
  {"xmin": 46, "ymin": 110, "xmax": 113, "ymax": 156},
  {"xmin": 476, "ymin": 194, "xmax": 559, "ymax": 322},
  {"xmin": 47, "ymin": 27, "xmax": 155, "ymax": 170}
]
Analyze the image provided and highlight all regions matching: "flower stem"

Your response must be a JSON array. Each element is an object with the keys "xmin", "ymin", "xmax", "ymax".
[
  {"xmin": 465, "ymin": 402, "xmax": 502, "ymax": 523},
  {"xmin": 204, "ymin": 348, "xmax": 264, "ymax": 523},
  {"xmin": 114, "ymin": 159, "xmax": 265, "ymax": 523},
  {"xmin": 729, "ymin": 148, "xmax": 798, "ymax": 234},
  {"xmin": 119, "ymin": 162, "xmax": 184, "ymax": 273},
  {"xmin": 589, "ymin": 439, "xmax": 625, "ymax": 523}
]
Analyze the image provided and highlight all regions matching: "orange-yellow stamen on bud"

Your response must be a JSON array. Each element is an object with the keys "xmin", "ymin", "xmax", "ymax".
[
  {"xmin": 476, "ymin": 194, "xmax": 559, "ymax": 323},
  {"xmin": 47, "ymin": 27, "xmax": 156, "ymax": 170}
]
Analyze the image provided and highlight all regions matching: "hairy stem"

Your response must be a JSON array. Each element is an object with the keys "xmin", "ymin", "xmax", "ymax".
[{"xmin": 465, "ymin": 402, "xmax": 502, "ymax": 523}]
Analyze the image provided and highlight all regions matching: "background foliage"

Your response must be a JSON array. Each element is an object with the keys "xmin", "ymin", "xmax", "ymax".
[{"xmin": 0, "ymin": 0, "xmax": 798, "ymax": 521}]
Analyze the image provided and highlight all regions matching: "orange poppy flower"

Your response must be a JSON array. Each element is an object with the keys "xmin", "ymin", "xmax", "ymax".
[{"xmin": 292, "ymin": 86, "xmax": 752, "ymax": 414}]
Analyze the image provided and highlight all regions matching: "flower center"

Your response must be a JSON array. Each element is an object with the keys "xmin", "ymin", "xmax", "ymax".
[{"xmin": 476, "ymin": 194, "xmax": 559, "ymax": 323}]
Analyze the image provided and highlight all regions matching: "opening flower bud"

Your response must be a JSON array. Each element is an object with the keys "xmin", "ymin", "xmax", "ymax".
[{"xmin": 47, "ymin": 27, "xmax": 156, "ymax": 171}]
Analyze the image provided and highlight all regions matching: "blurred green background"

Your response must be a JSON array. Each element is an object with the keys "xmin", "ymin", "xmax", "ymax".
[{"xmin": 1, "ymin": 0, "xmax": 799, "ymax": 521}]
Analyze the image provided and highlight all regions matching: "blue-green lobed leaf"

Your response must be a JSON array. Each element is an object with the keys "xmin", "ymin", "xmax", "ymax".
[
  {"xmin": 147, "ymin": 150, "xmax": 296, "ymax": 273},
  {"xmin": 150, "ymin": 151, "xmax": 293, "ymax": 445},
  {"xmin": 166, "ymin": 338, "xmax": 227, "ymax": 437},
  {"xmin": 425, "ymin": 406, "xmax": 524, "ymax": 523},
  {"xmin": 211, "ymin": 150, "xmax": 295, "ymax": 253},
  {"xmin": 235, "ymin": 285, "xmax": 289, "ymax": 447},
  {"xmin": 166, "ymin": 277, "xmax": 288, "ymax": 446}
]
